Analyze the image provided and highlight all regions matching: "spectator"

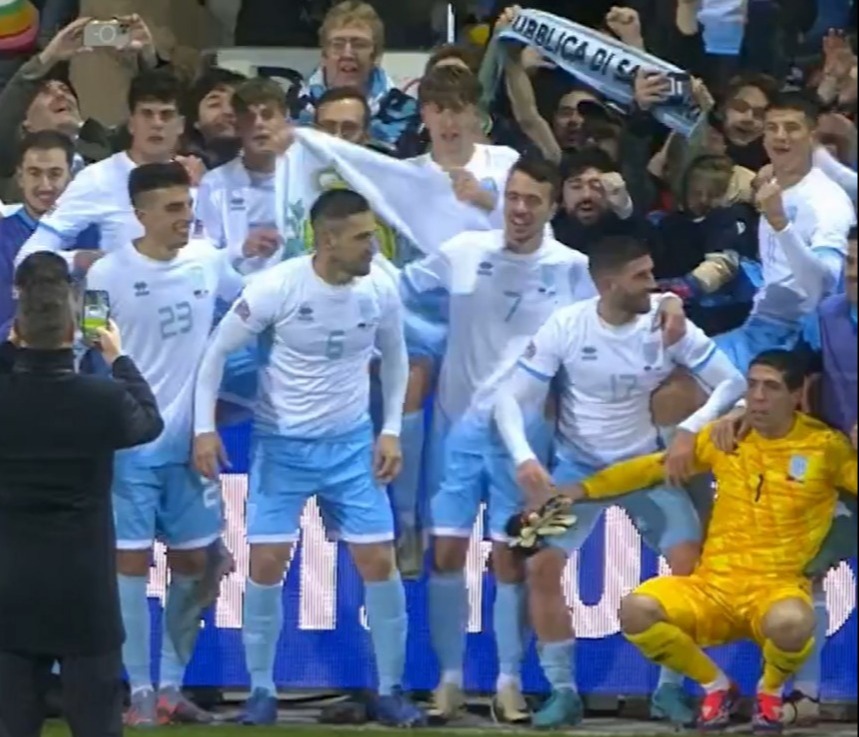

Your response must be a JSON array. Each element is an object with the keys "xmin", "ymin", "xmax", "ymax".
[
  {"xmin": 0, "ymin": 15, "xmax": 160, "ymax": 189},
  {"xmin": 181, "ymin": 67, "xmax": 246, "ymax": 170},
  {"xmin": 289, "ymin": 0, "xmax": 419, "ymax": 149},
  {"xmin": 0, "ymin": 130, "xmax": 100, "ymax": 339},
  {"xmin": 551, "ymin": 148, "xmax": 647, "ymax": 256},
  {"xmin": 314, "ymin": 86, "xmax": 373, "ymax": 146},
  {"xmin": 196, "ymin": 77, "xmax": 290, "ymax": 276},
  {"xmin": 652, "ymin": 153, "xmax": 761, "ymax": 336},
  {"xmin": 16, "ymin": 68, "xmax": 185, "ymax": 272},
  {"xmin": 0, "ymin": 267, "xmax": 162, "ymax": 737},
  {"xmin": 708, "ymin": 73, "xmax": 780, "ymax": 172}
]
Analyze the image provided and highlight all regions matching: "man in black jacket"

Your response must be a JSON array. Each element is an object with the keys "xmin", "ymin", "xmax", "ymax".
[{"xmin": 0, "ymin": 263, "xmax": 164, "ymax": 737}]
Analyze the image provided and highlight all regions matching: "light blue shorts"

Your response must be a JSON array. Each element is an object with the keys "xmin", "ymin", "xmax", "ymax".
[
  {"xmin": 112, "ymin": 455, "xmax": 223, "ymax": 551},
  {"xmin": 548, "ymin": 456, "xmax": 702, "ymax": 555},
  {"xmin": 246, "ymin": 424, "xmax": 395, "ymax": 545},
  {"xmin": 428, "ymin": 413, "xmax": 553, "ymax": 542},
  {"xmin": 715, "ymin": 315, "xmax": 799, "ymax": 374}
]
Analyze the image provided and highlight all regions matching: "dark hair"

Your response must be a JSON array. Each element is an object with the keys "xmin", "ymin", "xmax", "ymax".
[
  {"xmin": 848, "ymin": 224, "xmax": 857, "ymax": 241},
  {"xmin": 724, "ymin": 72, "xmax": 780, "ymax": 105},
  {"xmin": 509, "ymin": 154, "xmax": 562, "ymax": 200},
  {"xmin": 128, "ymin": 162, "xmax": 191, "ymax": 205},
  {"xmin": 184, "ymin": 67, "xmax": 246, "ymax": 125},
  {"xmin": 233, "ymin": 78, "xmax": 287, "ymax": 116},
  {"xmin": 314, "ymin": 87, "xmax": 371, "ymax": 128},
  {"xmin": 128, "ymin": 69, "xmax": 183, "ymax": 113},
  {"xmin": 681, "ymin": 154, "xmax": 734, "ymax": 208},
  {"xmin": 750, "ymin": 349, "xmax": 806, "ymax": 392},
  {"xmin": 310, "ymin": 189, "xmax": 371, "ymax": 230},
  {"xmin": 15, "ymin": 280, "xmax": 73, "ymax": 350},
  {"xmin": 17, "ymin": 130, "xmax": 75, "ymax": 169},
  {"xmin": 14, "ymin": 252, "xmax": 71, "ymax": 290},
  {"xmin": 559, "ymin": 147, "xmax": 617, "ymax": 182},
  {"xmin": 588, "ymin": 236, "xmax": 650, "ymax": 278},
  {"xmin": 766, "ymin": 91, "xmax": 820, "ymax": 124},
  {"xmin": 418, "ymin": 64, "xmax": 482, "ymax": 110},
  {"xmin": 425, "ymin": 44, "xmax": 481, "ymax": 75}
]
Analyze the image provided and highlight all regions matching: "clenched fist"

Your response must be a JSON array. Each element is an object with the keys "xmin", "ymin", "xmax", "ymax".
[
  {"xmin": 755, "ymin": 178, "xmax": 789, "ymax": 231},
  {"xmin": 600, "ymin": 172, "xmax": 633, "ymax": 215}
]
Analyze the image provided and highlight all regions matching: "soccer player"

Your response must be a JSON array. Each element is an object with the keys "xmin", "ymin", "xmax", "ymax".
[
  {"xmin": 715, "ymin": 92, "xmax": 855, "ymax": 373},
  {"xmin": 712, "ymin": 230, "xmax": 859, "ymax": 725},
  {"xmin": 401, "ymin": 155, "xmax": 595, "ymax": 724},
  {"xmin": 195, "ymin": 78, "xmax": 291, "ymax": 275},
  {"xmin": 192, "ymin": 189, "xmax": 422, "ymax": 727},
  {"xmin": 16, "ymin": 70, "xmax": 186, "ymax": 272},
  {"xmin": 85, "ymin": 163, "xmax": 245, "ymax": 726},
  {"xmin": 560, "ymin": 350, "xmax": 858, "ymax": 733},
  {"xmin": 494, "ymin": 236, "xmax": 747, "ymax": 728}
]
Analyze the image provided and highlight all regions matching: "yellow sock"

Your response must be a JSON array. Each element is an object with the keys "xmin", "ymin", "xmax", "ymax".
[
  {"xmin": 625, "ymin": 622, "xmax": 720, "ymax": 686},
  {"xmin": 761, "ymin": 637, "xmax": 815, "ymax": 693}
]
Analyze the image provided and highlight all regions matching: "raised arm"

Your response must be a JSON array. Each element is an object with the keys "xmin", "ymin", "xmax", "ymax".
[{"xmin": 375, "ymin": 279, "xmax": 409, "ymax": 438}]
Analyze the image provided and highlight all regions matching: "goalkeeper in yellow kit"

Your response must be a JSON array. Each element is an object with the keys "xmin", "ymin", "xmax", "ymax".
[{"xmin": 560, "ymin": 350, "xmax": 858, "ymax": 735}]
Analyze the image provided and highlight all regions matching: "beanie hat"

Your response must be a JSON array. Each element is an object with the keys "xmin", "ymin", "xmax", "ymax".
[{"xmin": 0, "ymin": 0, "xmax": 39, "ymax": 52}]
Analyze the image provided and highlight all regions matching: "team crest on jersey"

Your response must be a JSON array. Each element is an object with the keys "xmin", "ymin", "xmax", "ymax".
[
  {"xmin": 134, "ymin": 281, "xmax": 149, "ymax": 297},
  {"xmin": 234, "ymin": 299, "xmax": 251, "ymax": 322},
  {"xmin": 190, "ymin": 266, "xmax": 209, "ymax": 298},
  {"xmin": 524, "ymin": 341, "xmax": 536, "ymax": 359},
  {"xmin": 641, "ymin": 338, "xmax": 662, "ymax": 367},
  {"xmin": 477, "ymin": 261, "xmax": 494, "ymax": 276},
  {"xmin": 538, "ymin": 264, "xmax": 557, "ymax": 295},
  {"xmin": 788, "ymin": 455, "xmax": 808, "ymax": 481},
  {"xmin": 581, "ymin": 346, "xmax": 598, "ymax": 361},
  {"xmin": 229, "ymin": 196, "xmax": 245, "ymax": 211}
]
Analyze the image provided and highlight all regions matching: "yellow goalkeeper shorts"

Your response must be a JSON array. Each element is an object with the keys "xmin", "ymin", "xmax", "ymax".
[{"xmin": 634, "ymin": 574, "xmax": 812, "ymax": 647}]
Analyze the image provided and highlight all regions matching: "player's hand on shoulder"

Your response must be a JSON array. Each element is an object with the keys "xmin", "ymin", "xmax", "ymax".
[
  {"xmin": 710, "ymin": 406, "xmax": 750, "ymax": 453},
  {"xmin": 374, "ymin": 433, "xmax": 403, "ymax": 485},
  {"xmin": 95, "ymin": 319, "xmax": 122, "ymax": 364},
  {"xmin": 194, "ymin": 432, "xmax": 230, "ymax": 481},
  {"xmin": 655, "ymin": 296, "xmax": 687, "ymax": 347},
  {"xmin": 516, "ymin": 459, "xmax": 554, "ymax": 510},
  {"xmin": 243, "ymin": 228, "xmax": 281, "ymax": 259}
]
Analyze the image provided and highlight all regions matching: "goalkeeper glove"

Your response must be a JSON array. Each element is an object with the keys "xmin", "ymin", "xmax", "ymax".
[{"xmin": 506, "ymin": 496, "xmax": 577, "ymax": 556}]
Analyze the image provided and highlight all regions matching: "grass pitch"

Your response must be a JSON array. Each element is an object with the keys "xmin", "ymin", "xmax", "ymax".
[{"xmin": 40, "ymin": 725, "xmax": 685, "ymax": 737}]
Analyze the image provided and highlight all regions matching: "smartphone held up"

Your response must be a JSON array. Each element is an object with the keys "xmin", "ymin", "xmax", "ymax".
[
  {"xmin": 82, "ymin": 19, "xmax": 131, "ymax": 48},
  {"xmin": 81, "ymin": 290, "xmax": 110, "ymax": 344}
]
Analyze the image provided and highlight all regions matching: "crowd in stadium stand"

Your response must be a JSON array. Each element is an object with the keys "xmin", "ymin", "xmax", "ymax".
[{"xmin": 0, "ymin": 0, "xmax": 856, "ymax": 734}]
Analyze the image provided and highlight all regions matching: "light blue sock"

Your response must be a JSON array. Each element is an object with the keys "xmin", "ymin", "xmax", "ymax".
[
  {"xmin": 795, "ymin": 587, "xmax": 828, "ymax": 699},
  {"xmin": 390, "ymin": 411, "xmax": 424, "ymax": 530},
  {"xmin": 539, "ymin": 639, "xmax": 576, "ymax": 693},
  {"xmin": 365, "ymin": 574, "xmax": 408, "ymax": 696},
  {"xmin": 243, "ymin": 580, "xmax": 284, "ymax": 696},
  {"xmin": 118, "ymin": 574, "xmax": 152, "ymax": 693},
  {"xmin": 495, "ymin": 582, "xmax": 526, "ymax": 678},
  {"xmin": 657, "ymin": 667, "xmax": 685, "ymax": 689},
  {"xmin": 428, "ymin": 571, "xmax": 468, "ymax": 683},
  {"xmin": 160, "ymin": 573, "xmax": 202, "ymax": 690}
]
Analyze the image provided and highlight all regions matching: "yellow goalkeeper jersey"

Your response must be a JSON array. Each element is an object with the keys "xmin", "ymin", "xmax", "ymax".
[{"xmin": 581, "ymin": 413, "xmax": 857, "ymax": 580}]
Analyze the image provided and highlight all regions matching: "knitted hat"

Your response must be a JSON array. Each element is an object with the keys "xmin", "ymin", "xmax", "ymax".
[{"xmin": 0, "ymin": 0, "xmax": 39, "ymax": 52}]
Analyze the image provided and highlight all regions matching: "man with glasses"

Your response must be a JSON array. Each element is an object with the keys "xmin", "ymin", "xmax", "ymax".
[{"xmin": 289, "ymin": 0, "xmax": 418, "ymax": 149}]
